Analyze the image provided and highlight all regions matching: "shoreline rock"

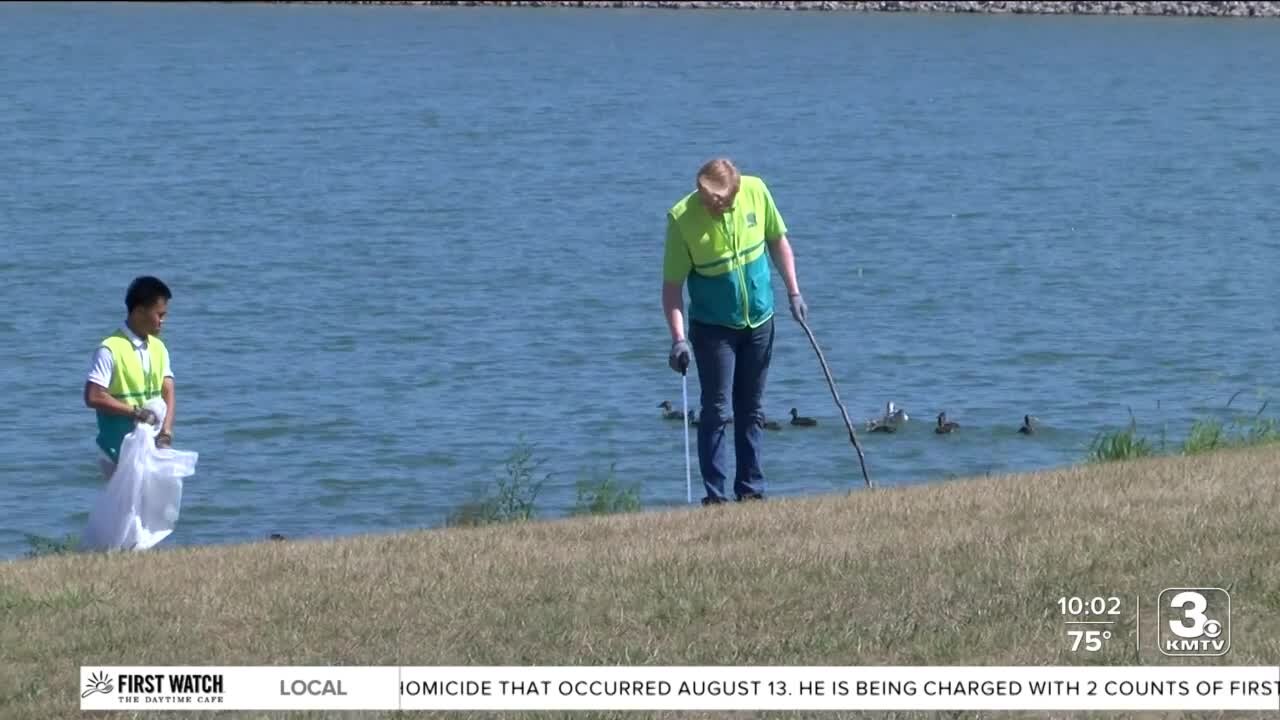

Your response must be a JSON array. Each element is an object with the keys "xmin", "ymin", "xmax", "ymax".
[{"xmin": 277, "ymin": 1, "xmax": 1280, "ymax": 18}]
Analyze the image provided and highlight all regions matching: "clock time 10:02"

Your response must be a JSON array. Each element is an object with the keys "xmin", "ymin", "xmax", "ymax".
[{"xmin": 1058, "ymin": 596, "xmax": 1121, "ymax": 617}]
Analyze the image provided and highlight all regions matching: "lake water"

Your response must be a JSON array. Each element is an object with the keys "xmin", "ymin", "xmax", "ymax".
[{"xmin": 2, "ymin": 2, "xmax": 1277, "ymax": 559}]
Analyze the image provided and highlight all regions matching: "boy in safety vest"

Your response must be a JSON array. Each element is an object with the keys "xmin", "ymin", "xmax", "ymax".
[{"xmin": 83, "ymin": 276, "xmax": 176, "ymax": 479}]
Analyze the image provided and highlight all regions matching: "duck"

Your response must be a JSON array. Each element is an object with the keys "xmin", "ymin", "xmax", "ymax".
[
  {"xmin": 657, "ymin": 400, "xmax": 684, "ymax": 421},
  {"xmin": 763, "ymin": 416, "xmax": 783, "ymax": 431},
  {"xmin": 789, "ymin": 407, "xmax": 817, "ymax": 426},
  {"xmin": 885, "ymin": 401, "xmax": 909, "ymax": 425},
  {"xmin": 935, "ymin": 411, "xmax": 960, "ymax": 434},
  {"xmin": 269, "ymin": 533, "xmax": 286, "ymax": 542},
  {"xmin": 867, "ymin": 416, "xmax": 897, "ymax": 433},
  {"xmin": 1018, "ymin": 414, "xmax": 1036, "ymax": 435},
  {"xmin": 866, "ymin": 402, "xmax": 907, "ymax": 432}
]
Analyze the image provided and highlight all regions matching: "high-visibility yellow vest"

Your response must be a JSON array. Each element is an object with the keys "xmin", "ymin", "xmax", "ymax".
[{"xmin": 95, "ymin": 330, "xmax": 167, "ymax": 462}]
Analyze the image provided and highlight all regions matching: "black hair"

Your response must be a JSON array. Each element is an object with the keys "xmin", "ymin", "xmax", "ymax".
[{"xmin": 125, "ymin": 276, "xmax": 172, "ymax": 313}]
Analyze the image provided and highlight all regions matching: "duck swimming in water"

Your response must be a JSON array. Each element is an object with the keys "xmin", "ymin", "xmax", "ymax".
[
  {"xmin": 867, "ymin": 418, "xmax": 896, "ymax": 433},
  {"xmin": 885, "ymin": 401, "xmax": 909, "ymax": 425},
  {"xmin": 867, "ymin": 402, "xmax": 907, "ymax": 432},
  {"xmin": 789, "ymin": 408, "xmax": 817, "ymax": 426},
  {"xmin": 657, "ymin": 400, "xmax": 684, "ymax": 421},
  {"xmin": 935, "ymin": 411, "xmax": 960, "ymax": 434},
  {"xmin": 763, "ymin": 416, "xmax": 783, "ymax": 431},
  {"xmin": 1018, "ymin": 414, "xmax": 1036, "ymax": 435}
]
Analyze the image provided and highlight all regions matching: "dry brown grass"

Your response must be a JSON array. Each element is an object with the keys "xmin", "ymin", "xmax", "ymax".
[{"xmin": 3, "ymin": 445, "xmax": 1280, "ymax": 720}]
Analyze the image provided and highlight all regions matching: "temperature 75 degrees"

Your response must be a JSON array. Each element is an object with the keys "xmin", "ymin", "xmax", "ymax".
[{"xmin": 1068, "ymin": 629, "xmax": 1112, "ymax": 652}]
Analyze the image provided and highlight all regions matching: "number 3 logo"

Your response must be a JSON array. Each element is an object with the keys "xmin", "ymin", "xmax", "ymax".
[{"xmin": 1168, "ymin": 591, "xmax": 1209, "ymax": 638}]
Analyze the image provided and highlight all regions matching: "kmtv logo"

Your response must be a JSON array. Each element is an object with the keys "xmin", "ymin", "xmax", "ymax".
[{"xmin": 1158, "ymin": 588, "xmax": 1231, "ymax": 656}]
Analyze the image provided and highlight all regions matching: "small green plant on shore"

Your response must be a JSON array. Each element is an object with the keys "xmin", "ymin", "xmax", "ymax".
[
  {"xmin": 23, "ymin": 533, "xmax": 80, "ymax": 559},
  {"xmin": 570, "ymin": 463, "xmax": 641, "ymax": 517},
  {"xmin": 1183, "ymin": 414, "xmax": 1280, "ymax": 455},
  {"xmin": 446, "ymin": 438, "xmax": 548, "ymax": 528},
  {"xmin": 1182, "ymin": 418, "xmax": 1227, "ymax": 455},
  {"xmin": 1242, "ymin": 415, "xmax": 1278, "ymax": 444},
  {"xmin": 1088, "ymin": 414, "xmax": 1153, "ymax": 463},
  {"xmin": 1087, "ymin": 392, "xmax": 1278, "ymax": 463}
]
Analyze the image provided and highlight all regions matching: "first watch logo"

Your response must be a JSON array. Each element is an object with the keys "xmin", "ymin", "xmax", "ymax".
[
  {"xmin": 82, "ymin": 669, "xmax": 226, "ymax": 707},
  {"xmin": 1158, "ymin": 587, "xmax": 1231, "ymax": 656},
  {"xmin": 82, "ymin": 670, "xmax": 114, "ymax": 698}
]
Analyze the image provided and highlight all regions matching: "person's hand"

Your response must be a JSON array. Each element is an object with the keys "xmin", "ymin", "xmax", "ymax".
[
  {"xmin": 789, "ymin": 293, "xmax": 809, "ymax": 324},
  {"xmin": 156, "ymin": 432, "xmax": 173, "ymax": 449},
  {"xmin": 133, "ymin": 407, "xmax": 158, "ymax": 426},
  {"xmin": 668, "ymin": 339, "xmax": 691, "ymax": 374}
]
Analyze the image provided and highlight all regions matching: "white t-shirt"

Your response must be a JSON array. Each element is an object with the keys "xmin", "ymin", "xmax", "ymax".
[{"xmin": 86, "ymin": 324, "xmax": 174, "ymax": 389}]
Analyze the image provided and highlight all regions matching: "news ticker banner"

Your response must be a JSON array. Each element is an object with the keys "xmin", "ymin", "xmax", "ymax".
[{"xmin": 81, "ymin": 666, "xmax": 1280, "ymax": 712}]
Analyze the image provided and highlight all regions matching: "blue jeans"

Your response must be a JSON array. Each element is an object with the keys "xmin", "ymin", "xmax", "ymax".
[{"xmin": 690, "ymin": 317, "xmax": 775, "ymax": 501}]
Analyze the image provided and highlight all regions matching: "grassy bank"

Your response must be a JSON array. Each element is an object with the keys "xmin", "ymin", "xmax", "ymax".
[{"xmin": 4, "ymin": 442, "xmax": 1280, "ymax": 719}]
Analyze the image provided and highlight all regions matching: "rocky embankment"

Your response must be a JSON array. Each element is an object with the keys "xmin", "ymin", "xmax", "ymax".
[{"xmin": 300, "ymin": 1, "xmax": 1280, "ymax": 17}]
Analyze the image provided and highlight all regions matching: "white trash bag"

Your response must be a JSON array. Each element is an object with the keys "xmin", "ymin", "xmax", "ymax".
[{"xmin": 82, "ymin": 398, "xmax": 199, "ymax": 552}]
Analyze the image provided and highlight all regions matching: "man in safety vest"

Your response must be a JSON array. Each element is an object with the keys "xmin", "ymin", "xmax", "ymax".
[
  {"xmin": 83, "ymin": 276, "xmax": 176, "ymax": 477},
  {"xmin": 661, "ymin": 158, "xmax": 808, "ymax": 504}
]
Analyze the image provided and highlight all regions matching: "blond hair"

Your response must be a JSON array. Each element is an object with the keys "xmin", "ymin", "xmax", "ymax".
[{"xmin": 696, "ymin": 157, "xmax": 741, "ymax": 196}]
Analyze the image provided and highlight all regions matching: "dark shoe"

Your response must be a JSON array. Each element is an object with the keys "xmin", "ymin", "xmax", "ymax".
[
  {"xmin": 701, "ymin": 496, "xmax": 727, "ymax": 506},
  {"xmin": 736, "ymin": 493, "xmax": 765, "ymax": 502}
]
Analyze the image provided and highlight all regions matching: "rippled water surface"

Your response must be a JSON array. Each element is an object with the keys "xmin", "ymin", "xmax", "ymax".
[{"xmin": 2, "ymin": 3, "xmax": 1277, "ymax": 558}]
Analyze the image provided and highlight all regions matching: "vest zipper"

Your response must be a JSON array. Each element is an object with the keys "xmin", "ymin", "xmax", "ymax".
[{"xmin": 727, "ymin": 213, "xmax": 750, "ymax": 327}]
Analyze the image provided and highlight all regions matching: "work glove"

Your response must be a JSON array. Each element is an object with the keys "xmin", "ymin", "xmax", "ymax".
[
  {"xmin": 789, "ymin": 293, "xmax": 809, "ymax": 324},
  {"xmin": 133, "ymin": 407, "xmax": 159, "ymax": 426},
  {"xmin": 669, "ymin": 339, "xmax": 691, "ymax": 375}
]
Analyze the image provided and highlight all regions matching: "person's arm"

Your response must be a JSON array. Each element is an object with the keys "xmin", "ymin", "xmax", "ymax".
[
  {"xmin": 158, "ymin": 377, "xmax": 175, "ymax": 446},
  {"xmin": 760, "ymin": 180, "xmax": 807, "ymax": 321},
  {"xmin": 83, "ymin": 347, "xmax": 154, "ymax": 424},
  {"xmin": 84, "ymin": 348, "xmax": 135, "ymax": 418},
  {"xmin": 662, "ymin": 215, "xmax": 693, "ymax": 343},
  {"xmin": 767, "ymin": 234, "xmax": 801, "ymax": 298},
  {"xmin": 760, "ymin": 179, "xmax": 798, "ymax": 293},
  {"xmin": 662, "ymin": 282, "xmax": 686, "ymax": 343},
  {"xmin": 157, "ymin": 346, "xmax": 175, "ymax": 446},
  {"xmin": 84, "ymin": 382, "xmax": 144, "ymax": 419}
]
